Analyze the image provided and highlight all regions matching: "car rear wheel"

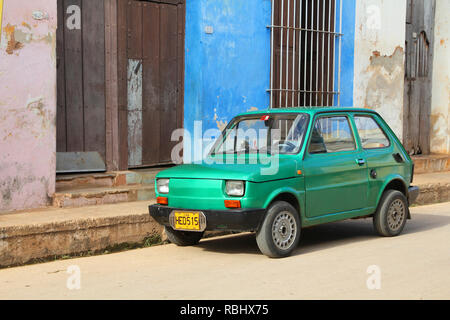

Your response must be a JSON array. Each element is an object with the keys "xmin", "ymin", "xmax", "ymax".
[
  {"xmin": 164, "ymin": 226, "xmax": 204, "ymax": 246},
  {"xmin": 256, "ymin": 201, "xmax": 301, "ymax": 258},
  {"xmin": 373, "ymin": 190, "xmax": 408, "ymax": 237}
]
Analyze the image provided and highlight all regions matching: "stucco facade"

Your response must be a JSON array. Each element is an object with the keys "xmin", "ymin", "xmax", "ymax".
[
  {"xmin": 430, "ymin": 0, "xmax": 450, "ymax": 154},
  {"xmin": 353, "ymin": 0, "xmax": 407, "ymax": 141},
  {"xmin": 0, "ymin": 0, "xmax": 57, "ymax": 212},
  {"xmin": 0, "ymin": 0, "xmax": 449, "ymax": 213}
]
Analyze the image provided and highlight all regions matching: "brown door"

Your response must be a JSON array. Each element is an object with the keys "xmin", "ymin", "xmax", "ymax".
[
  {"xmin": 126, "ymin": 0, "xmax": 185, "ymax": 168},
  {"xmin": 56, "ymin": 0, "xmax": 107, "ymax": 172},
  {"xmin": 403, "ymin": 0, "xmax": 436, "ymax": 155}
]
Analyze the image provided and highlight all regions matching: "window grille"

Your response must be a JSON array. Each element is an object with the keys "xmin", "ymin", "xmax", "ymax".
[{"xmin": 268, "ymin": 0, "xmax": 343, "ymax": 108}]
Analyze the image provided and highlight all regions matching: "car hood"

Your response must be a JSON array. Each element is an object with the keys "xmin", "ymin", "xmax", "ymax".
[{"xmin": 157, "ymin": 156, "xmax": 299, "ymax": 183}]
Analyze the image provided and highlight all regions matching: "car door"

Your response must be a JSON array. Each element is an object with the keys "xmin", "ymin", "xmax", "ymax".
[
  {"xmin": 352, "ymin": 113, "xmax": 398, "ymax": 208},
  {"xmin": 303, "ymin": 114, "xmax": 368, "ymax": 218}
]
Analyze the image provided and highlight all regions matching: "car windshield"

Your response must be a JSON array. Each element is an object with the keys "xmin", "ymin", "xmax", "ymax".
[{"xmin": 211, "ymin": 113, "xmax": 309, "ymax": 155}]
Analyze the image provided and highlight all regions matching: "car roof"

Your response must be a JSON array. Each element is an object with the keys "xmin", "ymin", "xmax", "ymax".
[{"xmin": 236, "ymin": 107, "xmax": 380, "ymax": 117}]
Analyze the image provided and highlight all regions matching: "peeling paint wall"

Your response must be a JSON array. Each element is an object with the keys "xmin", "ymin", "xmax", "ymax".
[
  {"xmin": 0, "ymin": 0, "xmax": 57, "ymax": 212},
  {"xmin": 353, "ymin": 0, "xmax": 407, "ymax": 141},
  {"xmin": 430, "ymin": 0, "xmax": 450, "ymax": 154},
  {"xmin": 0, "ymin": 1, "xmax": 3, "ymax": 37}
]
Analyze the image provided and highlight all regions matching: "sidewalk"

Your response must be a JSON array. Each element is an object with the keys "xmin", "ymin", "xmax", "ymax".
[
  {"xmin": 1, "ymin": 171, "xmax": 450, "ymax": 268},
  {"xmin": 0, "ymin": 200, "xmax": 161, "ymax": 268},
  {"xmin": 413, "ymin": 171, "xmax": 450, "ymax": 205}
]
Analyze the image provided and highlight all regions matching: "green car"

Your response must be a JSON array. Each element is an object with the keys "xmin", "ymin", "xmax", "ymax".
[{"xmin": 149, "ymin": 107, "xmax": 419, "ymax": 258}]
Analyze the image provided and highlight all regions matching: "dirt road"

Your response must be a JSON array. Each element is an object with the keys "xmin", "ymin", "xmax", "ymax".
[{"xmin": 1, "ymin": 202, "xmax": 449, "ymax": 299}]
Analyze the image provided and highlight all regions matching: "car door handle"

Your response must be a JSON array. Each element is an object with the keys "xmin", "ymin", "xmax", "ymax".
[{"xmin": 356, "ymin": 158, "xmax": 366, "ymax": 166}]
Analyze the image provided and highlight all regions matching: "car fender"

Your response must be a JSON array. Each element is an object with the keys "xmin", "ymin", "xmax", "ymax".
[
  {"xmin": 262, "ymin": 186, "xmax": 305, "ymax": 220},
  {"xmin": 375, "ymin": 174, "xmax": 408, "ymax": 208}
]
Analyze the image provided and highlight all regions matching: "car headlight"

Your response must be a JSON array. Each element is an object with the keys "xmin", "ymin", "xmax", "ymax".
[
  {"xmin": 226, "ymin": 180, "xmax": 245, "ymax": 197},
  {"xmin": 157, "ymin": 179, "xmax": 170, "ymax": 194}
]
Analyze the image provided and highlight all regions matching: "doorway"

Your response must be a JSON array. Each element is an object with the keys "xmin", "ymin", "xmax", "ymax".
[
  {"xmin": 56, "ymin": 0, "xmax": 107, "ymax": 172},
  {"xmin": 124, "ymin": 0, "xmax": 185, "ymax": 168},
  {"xmin": 56, "ymin": 0, "xmax": 186, "ymax": 172},
  {"xmin": 403, "ymin": 0, "xmax": 436, "ymax": 155}
]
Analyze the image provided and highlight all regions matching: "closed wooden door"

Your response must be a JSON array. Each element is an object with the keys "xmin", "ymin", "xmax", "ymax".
[
  {"xmin": 403, "ymin": 0, "xmax": 436, "ymax": 155},
  {"xmin": 56, "ymin": 0, "xmax": 107, "ymax": 172},
  {"xmin": 126, "ymin": 0, "xmax": 185, "ymax": 168}
]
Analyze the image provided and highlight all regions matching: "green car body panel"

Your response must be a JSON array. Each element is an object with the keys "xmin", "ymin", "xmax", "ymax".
[{"xmin": 150, "ymin": 108, "xmax": 417, "ymax": 231}]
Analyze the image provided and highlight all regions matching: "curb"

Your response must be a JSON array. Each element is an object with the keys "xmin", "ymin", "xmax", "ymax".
[
  {"xmin": 0, "ymin": 213, "xmax": 163, "ymax": 268},
  {"xmin": 415, "ymin": 183, "xmax": 450, "ymax": 206}
]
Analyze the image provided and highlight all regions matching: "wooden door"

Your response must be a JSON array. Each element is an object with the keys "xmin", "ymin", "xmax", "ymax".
[
  {"xmin": 56, "ymin": 0, "xmax": 107, "ymax": 172},
  {"xmin": 403, "ymin": 0, "xmax": 436, "ymax": 155},
  {"xmin": 126, "ymin": 0, "xmax": 185, "ymax": 168}
]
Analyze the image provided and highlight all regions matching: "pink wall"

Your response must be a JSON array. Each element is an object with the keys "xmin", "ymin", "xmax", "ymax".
[{"xmin": 0, "ymin": 0, "xmax": 57, "ymax": 212}]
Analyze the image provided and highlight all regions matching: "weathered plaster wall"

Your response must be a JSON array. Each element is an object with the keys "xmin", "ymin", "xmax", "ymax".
[
  {"xmin": 430, "ymin": 0, "xmax": 450, "ymax": 154},
  {"xmin": 0, "ymin": 0, "xmax": 57, "ymax": 212},
  {"xmin": 353, "ymin": 0, "xmax": 407, "ymax": 140}
]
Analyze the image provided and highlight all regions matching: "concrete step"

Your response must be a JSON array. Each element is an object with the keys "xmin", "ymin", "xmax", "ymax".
[
  {"xmin": 53, "ymin": 184, "xmax": 155, "ymax": 208},
  {"xmin": 56, "ymin": 172, "xmax": 124, "ymax": 189},
  {"xmin": 56, "ymin": 168, "xmax": 163, "ymax": 190},
  {"xmin": 412, "ymin": 154, "xmax": 450, "ymax": 174},
  {"xmin": 124, "ymin": 168, "xmax": 160, "ymax": 185},
  {"xmin": 54, "ymin": 168, "xmax": 163, "ymax": 208}
]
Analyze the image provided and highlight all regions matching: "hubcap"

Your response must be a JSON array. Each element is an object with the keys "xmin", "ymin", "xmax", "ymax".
[
  {"xmin": 387, "ymin": 199, "xmax": 406, "ymax": 231},
  {"xmin": 272, "ymin": 211, "xmax": 297, "ymax": 250}
]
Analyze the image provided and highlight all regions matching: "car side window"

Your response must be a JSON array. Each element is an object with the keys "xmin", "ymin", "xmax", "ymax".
[
  {"xmin": 308, "ymin": 116, "xmax": 356, "ymax": 154},
  {"xmin": 354, "ymin": 115, "xmax": 391, "ymax": 149}
]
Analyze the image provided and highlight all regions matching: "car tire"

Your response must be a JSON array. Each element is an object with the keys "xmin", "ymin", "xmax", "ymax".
[
  {"xmin": 373, "ymin": 190, "xmax": 409, "ymax": 237},
  {"xmin": 164, "ymin": 226, "xmax": 204, "ymax": 246},
  {"xmin": 256, "ymin": 201, "xmax": 301, "ymax": 258}
]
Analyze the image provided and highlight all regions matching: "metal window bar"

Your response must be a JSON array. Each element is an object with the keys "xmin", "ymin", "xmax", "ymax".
[
  {"xmin": 285, "ymin": 0, "xmax": 290, "ymax": 107},
  {"xmin": 336, "ymin": 0, "xmax": 343, "ymax": 106},
  {"xmin": 310, "ymin": 0, "xmax": 314, "ymax": 107},
  {"xmin": 303, "ymin": 0, "xmax": 308, "ymax": 107},
  {"xmin": 268, "ymin": 0, "xmax": 343, "ymax": 108}
]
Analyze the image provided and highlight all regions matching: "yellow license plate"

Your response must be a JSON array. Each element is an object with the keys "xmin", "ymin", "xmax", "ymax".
[{"xmin": 173, "ymin": 211, "xmax": 202, "ymax": 231}]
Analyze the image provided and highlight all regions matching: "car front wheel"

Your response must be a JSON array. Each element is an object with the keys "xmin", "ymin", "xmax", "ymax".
[
  {"xmin": 164, "ymin": 226, "xmax": 204, "ymax": 246},
  {"xmin": 373, "ymin": 190, "xmax": 408, "ymax": 237},
  {"xmin": 256, "ymin": 201, "xmax": 301, "ymax": 258}
]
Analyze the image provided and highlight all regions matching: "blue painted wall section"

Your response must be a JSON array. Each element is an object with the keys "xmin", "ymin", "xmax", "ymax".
[
  {"xmin": 184, "ymin": 0, "xmax": 272, "ymax": 161},
  {"xmin": 183, "ymin": 0, "xmax": 356, "ymax": 162},
  {"xmin": 335, "ymin": 0, "xmax": 356, "ymax": 107}
]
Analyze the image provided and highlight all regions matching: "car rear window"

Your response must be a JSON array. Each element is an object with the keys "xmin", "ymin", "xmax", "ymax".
[{"xmin": 354, "ymin": 115, "xmax": 391, "ymax": 149}]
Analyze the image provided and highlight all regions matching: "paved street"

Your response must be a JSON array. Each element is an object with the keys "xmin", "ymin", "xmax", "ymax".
[{"xmin": 1, "ymin": 202, "xmax": 449, "ymax": 300}]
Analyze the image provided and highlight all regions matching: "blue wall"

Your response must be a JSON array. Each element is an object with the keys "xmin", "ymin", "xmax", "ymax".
[
  {"xmin": 335, "ymin": 0, "xmax": 356, "ymax": 107},
  {"xmin": 184, "ymin": 0, "xmax": 272, "ymax": 160},
  {"xmin": 183, "ymin": 0, "xmax": 356, "ymax": 161}
]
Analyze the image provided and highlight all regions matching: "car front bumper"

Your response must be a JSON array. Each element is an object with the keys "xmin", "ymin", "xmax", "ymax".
[{"xmin": 149, "ymin": 204, "xmax": 266, "ymax": 232}]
